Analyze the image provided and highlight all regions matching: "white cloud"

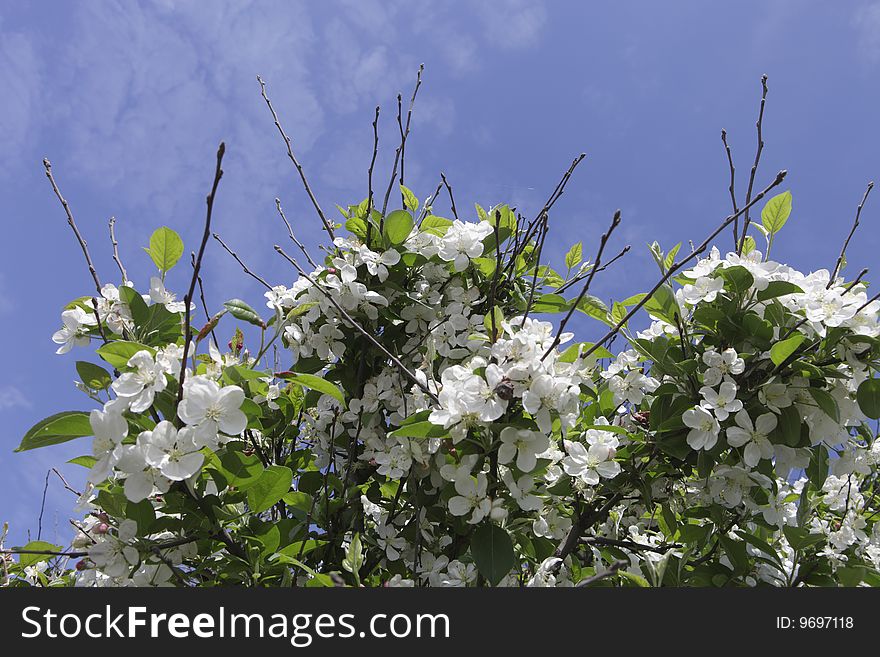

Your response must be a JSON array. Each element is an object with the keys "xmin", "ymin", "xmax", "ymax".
[
  {"xmin": 854, "ymin": 1, "xmax": 880, "ymax": 64},
  {"xmin": 0, "ymin": 30, "xmax": 41, "ymax": 167},
  {"xmin": 0, "ymin": 385, "xmax": 31, "ymax": 411}
]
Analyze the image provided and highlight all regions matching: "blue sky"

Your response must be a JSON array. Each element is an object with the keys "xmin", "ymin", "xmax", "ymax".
[{"xmin": 1, "ymin": 0, "xmax": 879, "ymax": 547}]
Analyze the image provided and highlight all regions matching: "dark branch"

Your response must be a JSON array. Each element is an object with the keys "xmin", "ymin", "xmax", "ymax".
[
  {"xmin": 257, "ymin": 75, "xmax": 335, "ymax": 240},
  {"xmin": 177, "ymin": 142, "xmax": 226, "ymax": 409},
  {"xmin": 829, "ymin": 181, "xmax": 873, "ymax": 287},
  {"xmin": 43, "ymin": 158, "xmax": 103, "ymax": 295}
]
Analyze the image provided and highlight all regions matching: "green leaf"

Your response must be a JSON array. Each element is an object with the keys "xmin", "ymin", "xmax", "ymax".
[
  {"xmin": 118, "ymin": 285, "xmax": 150, "ymax": 328},
  {"xmin": 757, "ymin": 281, "xmax": 803, "ymax": 302},
  {"xmin": 807, "ymin": 387, "xmax": 839, "ymax": 422},
  {"xmin": 769, "ymin": 334, "xmax": 805, "ymax": 366},
  {"xmin": 531, "ymin": 293, "xmax": 569, "ymax": 314},
  {"xmin": 719, "ymin": 266, "xmax": 754, "ymax": 295},
  {"xmin": 420, "ymin": 215, "xmax": 452, "ymax": 236},
  {"xmin": 857, "ymin": 379, "xmax": 880, "ymax": 419},
  {"xmin": 281, "ymin": 490, "xmax": 313, "ymax": 512},
  {"xmin": 761, "ymin": 190, "xmax": 792, "ymax": 235},
  {"xmin": 564, "ymin": 242, "xmax": 583, "ymax": 270},
  {"xmin": 573, "ymin": 294, "xmax": 612, "ymax": 325},
  {"xmin": 741, "ymin": 236, "xmax": 756, "ymax": 256},
  {"xmin": 806, "ymin": 445, "xmax": 829, "ymax": 490},
  {"xmin": 16, "ymin": 411, "xmax": 92, "ymax": 452},
  {"xmin": 75, "ymin": 361, "xmax": 112, "ymax": 391},
  {"xmin": 68, "ymin": 455, "xmax": 98, "ymax": 469},
  {"xmin": 146, "ymin": 226, "xmax": 184, "ymax": 272},
  {"xmin": 281, "ymin": 372, "xmax": 346, "ymax": 407},
  {"xmin": 15, "ymin": 541, "xmax": 64, "ymax": 567},
  {"xmin": 483, "ymin": 306, "xmax": 504, "ymax": 340},
  {"xmin": 470, "ymin": 523, "xmax": 515, "ymax": 587},
  {"xmin": 223, "ymin": 299, "xmax": 265, "ymax": 328},
  {"xmin": 642, "ymin": 285, "xmax": 679, "ymax": 325},
  {"xmin": 217, "ymin": 449, "xmax": 264, "ymax": 490},
  {"xmin": 96, "ymin": 341, "xmax": 154, "ymax": 369},
  {"xmin": 388, "ymin": 421, "xmax": 449, "ymax": 439},
  {"xmin": 775, "ymin": 405, "xmax": 803, "ymax": 447},
  {"xmin": 383, "ymin": 209, "xmax": 414, "ymax": 245},
  {"xmin": 664, "ymin": 243, "xmax": 681, "ymax": 271},
  {"xmin": 345, "ymin": 215, "xmax": 368, "ymax": 241},
  {"xmin": 783, "ymin": 526, "xmax": 825, "ymax": 552},
  {"xmin": 399, "ymin": 184, "xmax": 419, "ymax": 213},
  {"xmin": 247, "ymin": 465, "xmax": 294, "ymax": 513}
]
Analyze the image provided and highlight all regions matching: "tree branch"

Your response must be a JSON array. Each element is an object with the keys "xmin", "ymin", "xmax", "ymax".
[
  {"xmin": 829, "ymin": 180, "xmax": 873, "ymax": 287},
  {"xmin": 273, "ymin": 245, "xmax": 439, "ymax": 404},
  {"xmin": 212, "ymin": 232, "xmax": 272, "ymax": 290},
  {"xmin": 177, "ymin": 142, "xmax": 226, "ymax": 408},
  {"xmin": 108, "ymin": 216, "xmax": 128, "ymax": 282},
  {"xmin": 737, "ymin": 74, "xmax": 769, "ymax": 255},
  {"xmin": 580, "ymin": 169, "xmax": 787, "ymax": 362},
  {"xmin": 257, "ymin": 75, "xmax": 335, "ymax": 241},
  {"xmin": 43, "ymin": 158, "xmax": 103, "ymax": 295}
]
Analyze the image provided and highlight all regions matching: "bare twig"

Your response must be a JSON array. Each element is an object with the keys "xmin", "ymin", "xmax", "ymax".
[
  {"xmin": 580, "ymin": 536, "xmax": 681, "ymax": 554},
  {"xmin": 108, "ymin": 216, "xmax": 128, "ymax": 282},
  {"xmin": 274, "ymin": 245, "xmax": 439, "ymax": 404},
  {"xmin": 581, "ymin": 170, "xmax": 787, "ymax": 362},
  {"xmin": 365, "ymin": 105, "xmax": 380, "ymax": 248},
  {"xmin": 37, "ymin": 470, "xmax": 51, "ymax": 541},
  {"xmin": 576, "ymin": 559, "xmax": 628, "ymax": 587},
  {"xmin": 829, "ymin": 181, "xmax": 874, "ymax": 287},
  {"xmin": 555, "ymin": 245, "xmax": 631, "ymax": 295},
  {"xmin": 507, "ymin": 153, "xmax": 586, "ymax": 275},
  {"xmin": 440, "ymin": 172, "xmax": 459, "ymax": 221},
  {"xmin": 381, "ymin": 64, "xmax": 425, "ymax": 218},
  {"xmin": 190, "ymin": 252, "xmax": 218, "ymax": 348},
  {"xmin": 177, "ymin": 143, "xmax": 226, "ymax": 408},
  {"xmin": 720, "ymin": 129, "xmax": 739, "ymax": 248},
  {"xmin": 257, "ymin": 75, "xmax": 335, "ymax": 241},
  {"xmin": 51, "ymin": 468, "xmax": 80, "ymax": 497},
  {"xmin": 275, "ymin": 198, "xmax": 319, "ymax": 269},
  {"xmin": 212, "ymin": 233, "xmax": 272, "ymax": 290},
  {"xmin": 737, "ymin": 74, "xmax": 769, "ymax": 255},
  {"xmin": 43, "ymin": 158, "xmax": 103, "ymax": 295},
  {"xmin": 543, "ymin": 210, "xmax": 622, "ymax": 359}
]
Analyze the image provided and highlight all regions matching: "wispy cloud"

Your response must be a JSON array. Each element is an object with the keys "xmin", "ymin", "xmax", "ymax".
[
  {"xmin": 853, "ymin": 1, "xmax": 880, "ymax": 64},
  {"xmin": 0, "ymin": 385, "xmax": 31, "ymax": 411}
]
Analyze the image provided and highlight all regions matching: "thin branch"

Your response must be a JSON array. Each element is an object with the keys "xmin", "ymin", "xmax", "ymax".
[
  {"xmin": 365, "ymin": 105, "xmax": 380, "ymax": 248},
  {"xmin": 382, "ymin": 64, "xmax": 425, "ymax": 218},
  {"xmin": 37, "ymin": 470, "xmax": 51, "ymax": 541},
  {"xmin": 580, "ymin": 169, "xmax": 787, "ymax": 362},
  {"xmin": 737, "ymin": 74, "xmax": 769, "ymax": 255},
  {"xmin": 543, "ymin": 210, "xmax": 622, "ymax": 359},
  {"xmin": 576, "ymin": 559, "xmax": 628, "ymax": 587},
  {"xmin": 555, "ymin": 245, "xmax": 631, "ymax": 295},
  {"xmin": 191, "ymin": 252, "xmax": 218, "ymax": 349},
  {"xmin": 507, "ymin": 153, "xmax": 586, "ymax": 275},
  {"xmin": 43, "ymin": 158, "xmax": 103, "ymax": 295},
  {"xmin": 1, "ymin": 548, "xmax": 87, "ymax": 558},
  {"xmin": 440, "ymin": 172, "xmax": 459, "ymax": 221},
  {"xmin": 177, "ymin": 142, "xmax": 226, "ymax": 409},
  {"xmin": 274, "ymin": 245, "xmax": 439, "ymax": 404},
  {"xmin": 51, "ymin": 468, "xmax": 81, "ymax": 497},
  {"xmin": 720, "ymin": 129, "xmax": 739, "ymax": 248},
  {"xmin": 212, "ymin": 233, "xmax": 272, "ymax": 290},
  {"xmin": 829, "ymin": 181, "xmax": 873, "ymax": 286},
  {"xmin": 580, "ymin": 536, "xmax": 681, "ymax": 554},
  {"xmin": 275, "ymin": 198, "xmax": 319, "ymax": 269},
  {"xmin": 108, "ymin": 216, "xmax": 128, "ymax": 282},
  {"xmin": 257, "ymin": 75, "xmax": 335, "ymax": 241},
  {"xmin": 417, "ymin": 181, "xmax": 444, "ymax": 225}
]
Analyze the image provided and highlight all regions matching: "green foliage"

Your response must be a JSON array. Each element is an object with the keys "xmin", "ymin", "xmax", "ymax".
[{"xmin": 145, "ymin": 226, "xmax": 184, "ymax": 273}]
